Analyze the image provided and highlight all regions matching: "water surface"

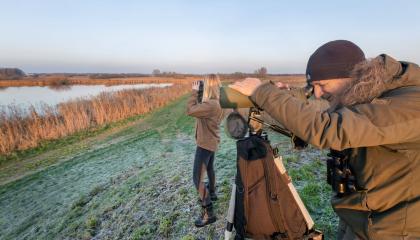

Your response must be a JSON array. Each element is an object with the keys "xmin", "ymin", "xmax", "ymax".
[{"xmin": 0, "ymin": 83, "xmax": 172, "ymax": 112}]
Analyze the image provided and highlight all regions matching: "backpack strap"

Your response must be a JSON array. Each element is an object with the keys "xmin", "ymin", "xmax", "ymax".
[
  {"xmin": 260, "ymin": 141, "xmax": 289, "ymax": 236},
  {"xmin": 234, "ymin": 141, "xmax": 247, "ymax": 240}
]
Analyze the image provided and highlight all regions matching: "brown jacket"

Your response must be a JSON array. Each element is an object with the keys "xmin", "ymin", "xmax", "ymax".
[
  {"xmin": 251, "ymin": 55, "xmax": 420, "ymax": 239},
  {"xmin": 186, "ymin": 90, "xmax": 223, "ymax": 152}
]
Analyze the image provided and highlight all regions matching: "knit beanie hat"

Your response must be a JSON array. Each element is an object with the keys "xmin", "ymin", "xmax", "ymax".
[{"xmin": 306, "ymin": 40, "xmax": 366, "ymax": 82}]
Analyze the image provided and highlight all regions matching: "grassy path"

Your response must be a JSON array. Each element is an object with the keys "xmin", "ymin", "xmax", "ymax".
[{"xmin": 0, "ymin": 95, "xmax": 337, "ymax": 240}]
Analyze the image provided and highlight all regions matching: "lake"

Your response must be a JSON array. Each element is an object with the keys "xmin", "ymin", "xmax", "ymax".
[{"xmin": 0, "ymin": 83, "xmax": 173, "ymax": 113}]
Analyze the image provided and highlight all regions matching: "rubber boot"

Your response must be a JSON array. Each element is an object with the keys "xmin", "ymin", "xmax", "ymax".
[
  {"xmin": 194, "ymin": 204, "xmax": 216, "ymax": 228},
  {"xmin": 210, "ymin": 190, "xmax": 218, "ymax": 201},
  {"xmin": 206, "ymin": 182, "xmax": 218, "ymax": 201}
]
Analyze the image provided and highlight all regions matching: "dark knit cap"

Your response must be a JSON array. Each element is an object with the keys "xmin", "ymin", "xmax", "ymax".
[{"xmin": 306, "ymin": 40, "xmax": 365, "ymax": 82}]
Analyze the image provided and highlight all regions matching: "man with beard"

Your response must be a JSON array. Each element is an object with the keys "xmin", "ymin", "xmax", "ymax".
[{"xmin": 229, "ymin": 40, "xmax": 420, "ymax": 239}]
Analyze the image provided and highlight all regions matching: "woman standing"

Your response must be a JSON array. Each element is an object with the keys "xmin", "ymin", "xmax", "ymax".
[{"xmin": 186, "ymin": 74, "xmax": 222, "ymax": 227}]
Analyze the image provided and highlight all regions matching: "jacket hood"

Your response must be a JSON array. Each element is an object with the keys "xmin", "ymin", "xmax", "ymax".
[
  {"xmin": 335, "ymin": 54, "xmax": 420, "ymax": 107},
  {"xmin": 380, "ymin": 54, "xmax": 420, "ymax": 88}
]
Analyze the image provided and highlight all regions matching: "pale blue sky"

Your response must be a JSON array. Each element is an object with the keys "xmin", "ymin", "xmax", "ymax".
[{"xmin": 1, "ymin": 0, "xmax": 419, "ymax": 73}]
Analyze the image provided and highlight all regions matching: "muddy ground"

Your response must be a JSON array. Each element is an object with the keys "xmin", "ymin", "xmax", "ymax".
[{"xmin": 0, "ymin": 95, "xmax": 337, "ymax": 240}]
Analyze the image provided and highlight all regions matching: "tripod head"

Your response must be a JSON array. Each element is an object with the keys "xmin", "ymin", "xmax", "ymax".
[{"xmin": 221, "ymin": 83, "xmax": 313, "ymax": 149}]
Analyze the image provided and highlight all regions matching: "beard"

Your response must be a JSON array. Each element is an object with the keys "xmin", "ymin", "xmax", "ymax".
[{"xmin": 322, "ymin": 81, "xmax": 352, "ymax": 109}]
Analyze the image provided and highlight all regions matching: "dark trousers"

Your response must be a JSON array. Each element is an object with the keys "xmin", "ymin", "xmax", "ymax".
[
  {"xmin": 193, "ymin": 146, "xmax": 216, "ymax": 207},
  {"xmin": 337, "ymin": 218, "xmax": 360, "ymax": 240}
]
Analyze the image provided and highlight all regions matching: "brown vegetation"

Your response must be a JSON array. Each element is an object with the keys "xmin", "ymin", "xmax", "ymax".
[
  {"xmin": 0, "ymin": 84, "xmax": 190, "ymax": 155},
  {"xmin": 0, "ymin": 74, "xmax": 305, "ymax": 87},
  {"xmin": 268, "ymin": 75, "xmax": 306, "ymax": 87},
  {"xmin": 0, "ymin": 75, "xmax": 305, "ymax": 155},
  {"xmin": 0, "ymin": 75, "xmax": 198, "ymax": 87},
  {"xmin": 221, "ymin": 74, "xmax": 306, "ymax": 87}
]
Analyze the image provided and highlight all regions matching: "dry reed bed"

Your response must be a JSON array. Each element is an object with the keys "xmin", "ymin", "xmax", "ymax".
[
  {"xmin": 222, "ymin": 75, "xmax": 306, "ymax": 87},
  {"xmin": 0, "ymin": 76, "xmax": 197, "ymax": 87},
  {"xmin": 0, "ymin": 84, "xmax": 190, "ymax": 155},
  {"xmin": 0, "ymin": 75, "xmax": 305, "ymax": 88},
  {"xmin": 0, "ymin": 75, "xmax": 306, "ymax": 155},
  {"xmin": 268, "ymin": 75, "xmax": 306, "ymax": 86}
]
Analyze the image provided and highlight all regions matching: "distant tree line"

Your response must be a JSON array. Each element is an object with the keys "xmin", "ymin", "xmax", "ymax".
[
  {"xmin": 151, "ymin": 66, "xmax": 298, "ymax": 80},
  {"xmin": 0, "ymin": 68, "xmax": 26, "ymax": 80},
  {"xmin": 89, "ymin": 73, "xmax": 150, "ymax": 79},
  {"xmin": 216, "ymin": 67, "xmax": 302, "ymax": 81},
  {"xmin": 0, "ymin": 66, "xmax": 302, "ymax": 82}
]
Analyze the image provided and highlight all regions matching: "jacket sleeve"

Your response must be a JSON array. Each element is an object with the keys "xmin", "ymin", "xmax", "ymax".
[
  {"xmin": 186, "ymin": 91, "xmax": 219, "ymax": 118},
  {"xmin": 250, "ymin": 82, "xmax": 420, "ymax": 150}
]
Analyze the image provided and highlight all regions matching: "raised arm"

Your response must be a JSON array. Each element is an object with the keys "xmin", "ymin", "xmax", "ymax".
[
  {"xmin": 186, "ymin": 91, "xmax": 219, "ymax": 118},
  {"xmin": 251, "ymin": 83, "xmax": 420, "ymax": 150}
]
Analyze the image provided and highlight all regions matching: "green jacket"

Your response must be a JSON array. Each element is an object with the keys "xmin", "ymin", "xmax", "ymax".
[{"xmin": 251, "ymin": 55, "xmax": 420, "ymax": 239}]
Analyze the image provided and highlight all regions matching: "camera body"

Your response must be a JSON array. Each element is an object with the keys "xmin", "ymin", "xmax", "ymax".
[{"xmin": 197, "ymin": 80, "xmax": 204, "ymax": 103}]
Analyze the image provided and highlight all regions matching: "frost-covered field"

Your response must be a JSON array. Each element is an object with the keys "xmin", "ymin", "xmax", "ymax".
[{"xmin": 0, "ymin": 95, "xmax": 336, "ymax": 240}]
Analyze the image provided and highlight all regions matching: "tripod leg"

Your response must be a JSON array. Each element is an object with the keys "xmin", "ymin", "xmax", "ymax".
[{"xmin": 224, "ymin": 183, "xmax": 236, "ymax": 240}]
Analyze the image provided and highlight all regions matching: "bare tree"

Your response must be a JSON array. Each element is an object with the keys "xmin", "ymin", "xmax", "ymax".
[
  {"xmin": 255, "ymin": 67, "xmax": 267, "ymax": 78},
  {"xmin": 152, "ymin": 69, "xmax": 161, "ymax": 76}
]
